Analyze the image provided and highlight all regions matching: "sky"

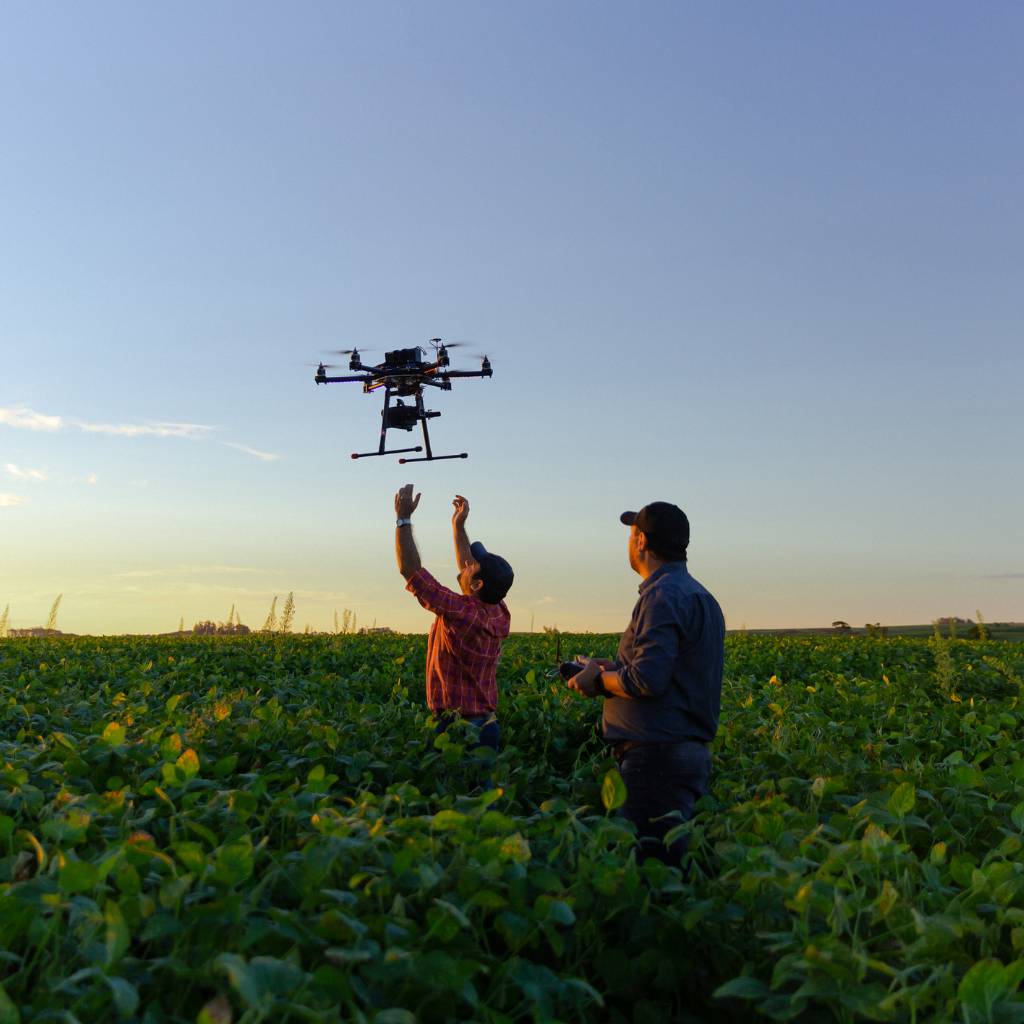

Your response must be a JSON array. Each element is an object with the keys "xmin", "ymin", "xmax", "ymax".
[{"xmin": 1, "ymin": 2, "xmax": 1021, "ymax": 635}]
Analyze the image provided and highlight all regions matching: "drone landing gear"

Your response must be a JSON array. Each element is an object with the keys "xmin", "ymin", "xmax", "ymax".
[
  {"xmin": 399, "ymin": 393, "xmax": 468, "ymax": 463},
  {"xmin": 399, "ymin": 452, "xmax": 468, "ymax": 464},
  {"xmin": 351, "ymin": 446, "xmax": 422, "ymax": 460}
]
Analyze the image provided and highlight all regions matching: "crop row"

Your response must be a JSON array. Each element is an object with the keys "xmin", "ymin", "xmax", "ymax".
[{"xmin": 1, "ymin": 633, "xmax": 1023, "ymax": 1022}]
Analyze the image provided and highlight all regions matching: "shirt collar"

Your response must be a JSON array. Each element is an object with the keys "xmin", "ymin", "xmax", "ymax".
[{"xmin": 638, "ymin": 560, "xmax": 688, "ymax": 594}]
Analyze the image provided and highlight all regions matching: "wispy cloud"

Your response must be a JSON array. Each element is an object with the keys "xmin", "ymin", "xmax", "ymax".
[
  {"xmin": 74, "ymin": 579, "xmax": 350, "ymax": 603},
  {"xmin": 0, "ymin": 493, "xmax": 25, "ymax": 508},
  {"xmin": 78, "ymin": 420, "xmax": 212, "ymax": 439},
  {"xmin": 86, "ymin": 473, "xmax": 98, "ymax": 485},
  {"xmin": 109, "ymin": 564, "xmax": 264, "ymax": 580},
  {"xmin": 0, "ymin": 405, "xmax": 212, "ymax": 440},
  {"xmin": 981, "ymin": 572, "xmax": 1024, "ymax": 580},
  {"xmin": 5, "ymin": 464, "xmax": 47, "ymax": 482},
  {"xmin": 0, "ymin": 407, "xmax": 62, "ymax": 431},
  {"xmin": 222, "ymin": 442, "xmax": 281, "ymax": 462}
]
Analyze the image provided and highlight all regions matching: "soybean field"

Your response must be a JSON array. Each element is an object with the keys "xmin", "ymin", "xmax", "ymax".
[{"xmin": 2, "ymin": 632, "xmax": 1024, "ymax": 1023}]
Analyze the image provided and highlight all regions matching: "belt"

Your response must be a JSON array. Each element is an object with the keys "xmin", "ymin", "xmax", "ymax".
[{"xmin": 611, "ymin": 738, "xmax": 708, "ymax": 759}]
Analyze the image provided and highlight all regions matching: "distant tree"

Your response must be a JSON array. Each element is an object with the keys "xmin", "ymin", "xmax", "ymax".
[
  {"xmin": 46, "ymin": 594, "xmax": 63, "ymax": 632},
  {"xmin": 280, "ymin": 592, "xmax": 296, "ymax": 633},
  {"xmin": 832, "ymin": 620, "xmax": 851, "ymax": 634},
  {"xmin": 192, "ymin": 620, "xmax": 250, "ymax": 636},
  {"xmin": 865, "ymin": 622, "xmax": 889, "ymax": 638},
  {"xmin": 0, "ymin": 604, "xmax": 9, "ymax": 639},
  {"xmin": 178, "ymin": 615, "xmax": 184, "ymax": 634},
  {"xmin": 261, "ymin": 596, "xmax": 278, "ymax": 633}
]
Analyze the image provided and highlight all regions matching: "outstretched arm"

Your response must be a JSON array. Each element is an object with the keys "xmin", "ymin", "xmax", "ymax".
[
  {"xmin": 452, "ymin": 494, "xmax": 473, "ymax": 572},
  {"xmin": 395, "ymin": 484, "xmax": 422, "ymax": 580}
]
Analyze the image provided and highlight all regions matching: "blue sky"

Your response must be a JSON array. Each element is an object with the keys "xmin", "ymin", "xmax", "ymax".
[{"xmin": 2, "ymin": 2, "xmax": 1021, "ymax": 634}]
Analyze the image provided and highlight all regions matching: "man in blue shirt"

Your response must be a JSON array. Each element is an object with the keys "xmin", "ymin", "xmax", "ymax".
[{"xmin": 568, "ymin": 501, "xmax": 725, "ymax": 866}]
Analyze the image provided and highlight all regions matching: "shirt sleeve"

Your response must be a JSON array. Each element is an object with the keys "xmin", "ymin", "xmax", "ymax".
[
  {"xmin": 617, "ymin": 589, "xmax": 680, "ymax": 699},
  {"xmin": 406, "ymin": 568, "xmax": 471, "ymax": 620}
]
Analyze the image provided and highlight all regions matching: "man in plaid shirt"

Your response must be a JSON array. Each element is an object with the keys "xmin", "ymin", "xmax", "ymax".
[{"xmin": 394, "ymin": 484, "xmax": 513, "ymax": 750}]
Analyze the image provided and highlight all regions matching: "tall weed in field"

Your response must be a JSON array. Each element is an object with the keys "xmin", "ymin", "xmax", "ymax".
[
  {"xmin": 976, "ymin": 609, "xmax": 989, "ymax": 641},
  {"xmin": 0, "ymin": 604, "xmax": 8, "ymax": 638},
  {"xmin": 45, "ymin": 593, "xmax": 62, "ymax": 631},
  {"xmin": 280, "ymin": 591, "xmax": 296, "ymax": 633},
  {"xmin": 931, "ymin": 619, "xmax": 957, "ymax": 693},
  {"xmin": 261, "ymin": 595, "xmax": 278, "ymax": 632}
]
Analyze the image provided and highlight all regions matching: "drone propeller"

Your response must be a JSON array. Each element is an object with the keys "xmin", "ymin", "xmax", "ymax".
[
  {"xmin": 443, "ymin": 339, "xmax": 494, "ymax": 358},
  {"xmin": 305, "ymin": 362, "xmax": 344, "ymax": 370}
]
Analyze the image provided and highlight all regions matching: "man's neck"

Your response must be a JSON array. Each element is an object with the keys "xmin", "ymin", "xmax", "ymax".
[{"xmin": 636, "ymin": 554, "xmax": 666, "ymax": 581}]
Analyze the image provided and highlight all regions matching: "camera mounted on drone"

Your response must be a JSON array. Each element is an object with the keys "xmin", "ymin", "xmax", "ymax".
[{"xmin": 313, "ymin": 339, "xmax": 493, "ymax": 463}]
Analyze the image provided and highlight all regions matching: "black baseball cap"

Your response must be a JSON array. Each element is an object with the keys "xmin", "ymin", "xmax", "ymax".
[
  {"xmin": 470, "ymin": 541, "xmax": 514, "ymax": 603},
  {"xmin": 620, "ymin": 502, "xmax": 690, "ymax": 560}
]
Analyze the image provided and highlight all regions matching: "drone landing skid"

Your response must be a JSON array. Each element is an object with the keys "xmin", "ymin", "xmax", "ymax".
[
  {"xmin": 351, "ymin": 446, "xmax": 422, "ymax": 460},
  {"xmin": 399, "ymin": 452, "xmax": 468, "ymax": 464}
]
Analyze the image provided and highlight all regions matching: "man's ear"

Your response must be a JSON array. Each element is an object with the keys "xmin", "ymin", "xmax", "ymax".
[
  {"xmin": 470, "ymin": 576, "xmax": 483, "ymax": 595},
  {"xmin": 635, "ymin": 528, "xmax": 648, "ymax": 553}
]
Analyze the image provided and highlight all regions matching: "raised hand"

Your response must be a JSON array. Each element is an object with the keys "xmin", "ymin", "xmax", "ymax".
[
  {"xmin": 452, "ymin": 494, "xmax": 470, "ymax": 527},
  {"xmin": 395, "ymin": 484, "xmax": 421, "ymax": 519}
]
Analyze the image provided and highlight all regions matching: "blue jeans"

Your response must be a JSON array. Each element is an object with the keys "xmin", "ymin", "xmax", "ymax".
[
  {"xmin": 434, "ymin": 712, "xmax": 501, "ymax": 752},
  {"xmin": 616, "ymin": 741, "xmax": 711, "ymax": 866}
]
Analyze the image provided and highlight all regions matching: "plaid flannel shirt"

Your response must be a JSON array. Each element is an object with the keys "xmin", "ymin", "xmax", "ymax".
[{"xmin": 406, "ymin": 568, "xmax": 511, "ymax": 716}]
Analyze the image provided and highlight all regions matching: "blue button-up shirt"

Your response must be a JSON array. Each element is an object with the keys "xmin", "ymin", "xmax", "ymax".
[{"xmin": 602, "ymin": 561, "xmax": 725, "ymax": 744}]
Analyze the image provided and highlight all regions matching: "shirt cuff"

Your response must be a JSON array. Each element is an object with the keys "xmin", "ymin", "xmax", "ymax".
[{"xmin": 406, "ymin": 567, "xmax": 434, "ymax": 595}]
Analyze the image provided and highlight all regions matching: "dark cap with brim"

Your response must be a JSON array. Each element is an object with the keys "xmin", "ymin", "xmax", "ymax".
[
  {"xmin": 470, "ymin": 541, "xmax": 514, "ymax": 602},
  {"xmin": 620, "ymin": 502, "xmax": 690, "ymax": 560}
]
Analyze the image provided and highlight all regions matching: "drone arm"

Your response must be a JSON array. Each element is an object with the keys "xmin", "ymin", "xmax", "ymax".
[
  {"xmin": 436, "ymin": 369, "xmax": 493, "ymax": 380},
  {"xmin": 319, "ymin": 374, "xmax": 375, "ymax": 384}
]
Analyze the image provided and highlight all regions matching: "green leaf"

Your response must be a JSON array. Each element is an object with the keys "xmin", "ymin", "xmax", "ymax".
[
  {"xmin": 102, "ymin": 722, "xmax": 125, "ymax": 746},
  {"xmin": 59, "ymin": 859, "xmax": 98, "ymax": 894},
  {"xmin": 714, "ymin": 976, "xmax": 770, "ymax": 1000},
  {"xmin": 537, "ymin": 896, "xmax": 575, "ymax": 926},
  {"xmin": 888, "ymin": 782, "xmax": 916, "ymax": 817},
  {"xmin": 213, "ymin": 841, "xmax": 254, "ymax": 886},
  {"xmin": 196, "ymin": 994, "xmax": 233, "ymax": 1024},
  {"xmin": 1011, "ymin": 802, "xmax": 1024, "ymax": 831},
  {"xmin": 104, "ymin": 899, "xmax": 130, "ymax": 967},
  {"xmin": 431, "ymin": 809, "xmax": 469, "ymax": 831},
  {"xmin": 601, "ymin": 769, "xmax": 627, "ymax": 812},
  {"xmin": 176, "ymin": 748, "xmax": 200, "ymax": 779},
  {"xmin": 958, "ymin": 958, "xmax": 1010, "ymax": 1016},
  {"xmin": 104, "ymin": 976, "xmax": 139, "ymax": 1018},
  {"xmin": 173, "ymin": 841, "xmax": 207, "ymax": 872},
  {"xmin": 215, "ymin": 953, "xmax": 264, "ymax": 1010},
  {"xmin": 0, "ymin": 982, "xmax": 20, "ymax": 1024}
]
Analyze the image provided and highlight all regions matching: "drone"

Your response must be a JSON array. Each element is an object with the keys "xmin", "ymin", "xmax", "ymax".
[{"xmin": 313, "ymin": 339, "xmax": 492, "ymax": 463}]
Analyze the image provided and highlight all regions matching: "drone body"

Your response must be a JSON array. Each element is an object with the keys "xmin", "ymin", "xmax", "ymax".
[{"xmin": 314, "ymin": 340, "xmax": 492, "ymax": 463}]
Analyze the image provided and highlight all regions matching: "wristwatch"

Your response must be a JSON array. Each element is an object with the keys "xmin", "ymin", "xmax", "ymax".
[{"xmin": 396, "ymin": 517, "xmax": 413, "ymax": 527}]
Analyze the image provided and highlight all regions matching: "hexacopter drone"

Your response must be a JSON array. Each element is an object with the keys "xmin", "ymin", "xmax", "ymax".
[{"xmin": 313, "ymin": 339, "xmax": 492, "ymax": 463}]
